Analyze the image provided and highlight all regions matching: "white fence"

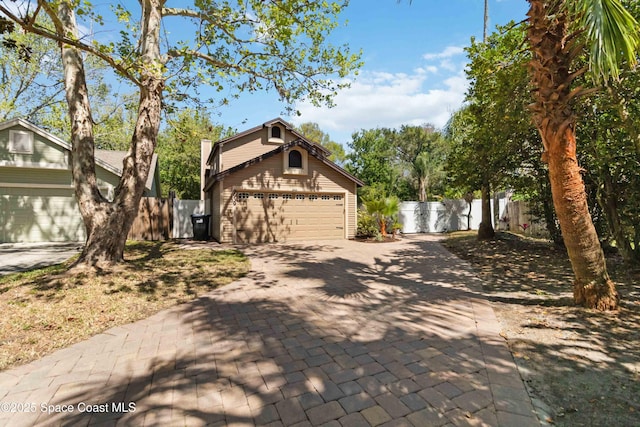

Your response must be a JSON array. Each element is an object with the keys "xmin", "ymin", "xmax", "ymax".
[
  {"xmin": 172, "ymin": 199, "xmax": 205, "ymax": 238},
  {"xmin": 399, "ymin": 198, "xmax": 546, "ymax": 236},
  {"xmin": 399, "ymin": 199, "xmax": 493, "ymax": 233}
]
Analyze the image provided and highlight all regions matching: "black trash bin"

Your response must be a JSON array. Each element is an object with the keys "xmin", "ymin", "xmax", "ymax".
[{"xmin": 191, "ymin": 214, "xmax": 211, "ymax": 241}]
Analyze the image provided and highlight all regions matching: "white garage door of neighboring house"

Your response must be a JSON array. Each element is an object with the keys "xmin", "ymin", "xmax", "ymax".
[
  {"xmin": 234, "ymin": 191, "xmax": 345, "ymax": 243},
  {"xmin": 0, "ymin": 188, "xmax": 86, "ymax": 243}
]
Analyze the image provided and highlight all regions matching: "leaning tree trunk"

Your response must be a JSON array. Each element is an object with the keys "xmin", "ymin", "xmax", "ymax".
[
  {"xmin": 55, "ymin": 0, "xmax": 164, "ymax": 268},
  {"xmin": 477, "ymin": 181, "xmax": 495, "ymax": 240},
  {"xmin": 527, "ymin": 0, "xmax": 618, "ymax": 310}
]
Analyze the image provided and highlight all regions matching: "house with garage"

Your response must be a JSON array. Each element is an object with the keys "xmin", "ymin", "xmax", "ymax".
[
  {"xmin": 0, "ymin": 118, "xmax": 161, "ymax": 243},
  {"xmin": 203, "ymin": 118, "xmax": 363, "ymax": 243}
]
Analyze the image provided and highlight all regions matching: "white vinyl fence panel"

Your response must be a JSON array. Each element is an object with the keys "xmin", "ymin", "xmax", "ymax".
[
  {"xmin": 399, "ymin": 199, "xmax": 496, "ymax": 233},
  {"xmin": 173, "ymin": 199, "xmax": 205, "ymax": 238}
]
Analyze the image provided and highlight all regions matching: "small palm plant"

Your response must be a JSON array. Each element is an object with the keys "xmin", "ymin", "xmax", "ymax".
[{"xmin": 364, "ymin": 195, "xmax": 400, "ymax": 237}]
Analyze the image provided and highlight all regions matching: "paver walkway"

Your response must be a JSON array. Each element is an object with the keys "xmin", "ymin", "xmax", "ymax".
[{"xmin": 0, "ymin": 235, "xmax": 540, "ymax": 426}]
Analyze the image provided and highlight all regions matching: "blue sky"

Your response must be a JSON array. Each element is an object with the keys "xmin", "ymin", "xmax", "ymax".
[
  {"xmin": 213, "ymin": 0, "xmax": 530, "ymax": 145},
  {"xmin": 4, "ymin": 0, "xmax": 529, "ymax": 145}
]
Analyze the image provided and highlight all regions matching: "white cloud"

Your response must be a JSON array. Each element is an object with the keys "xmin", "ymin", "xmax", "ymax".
[
  {"xmin": 422, "ymin": 45, "xmax": 465, "ymax": 60},
  {"xmin": 292, "ymin": 66, "xmax": 468, "ymax": 143}
]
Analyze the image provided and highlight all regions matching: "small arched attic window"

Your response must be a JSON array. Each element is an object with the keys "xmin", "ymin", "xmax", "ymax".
[
  {"xmin": 283, "ymin": 148, "xmax": 307, "ymax": 175},
  {"xmin": 288, "ymin": 150, "xmax": 302, "ymax": 168},
  {"xmin": 271, "ymin": 125, "xmax": 281, "ymax": 139}
]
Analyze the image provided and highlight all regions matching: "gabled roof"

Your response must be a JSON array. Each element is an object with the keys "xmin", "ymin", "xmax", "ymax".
[
  {"xmin": 0, "ymin": 118, "xmax": 121, "ymax": 176},
  {"xmin": 207, "ymin": 117, "xmax": 331, "ymax": 165},
  {"xmin": 204, "ymin": 138, "xmax": 364, "ymax": 191},
  {"xmin": 0, "ymin": 118, "xmax": 158, "ymax": 191}
]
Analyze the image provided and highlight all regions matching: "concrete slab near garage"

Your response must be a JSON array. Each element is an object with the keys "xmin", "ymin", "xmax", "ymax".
[{"xmin": 0, "ymin": 242, "xmax": 82, "ymax": 276}]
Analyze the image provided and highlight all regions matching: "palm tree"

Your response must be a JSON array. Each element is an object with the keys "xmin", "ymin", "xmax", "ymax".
[
  {"xmin": 412, "ymin": 151, "xmax": 444, "ymax": 202},
  {"xmin": 364, "ymin": 195, "xmax": 400, "ymax": 237},
  {"xmin": 526, "ymin": 0, "xmax": 640, "ymax": 310}
]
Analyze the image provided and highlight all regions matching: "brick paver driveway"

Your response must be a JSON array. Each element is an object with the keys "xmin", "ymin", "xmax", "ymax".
[{"xmin": 0, "ymin": 234, "xmax": 539, "ymax": 426}]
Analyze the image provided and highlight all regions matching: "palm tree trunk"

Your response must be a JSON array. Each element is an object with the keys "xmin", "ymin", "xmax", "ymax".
[{"xmin": 527, "ymin": 0, "xmax": 618, "ymax": 310}]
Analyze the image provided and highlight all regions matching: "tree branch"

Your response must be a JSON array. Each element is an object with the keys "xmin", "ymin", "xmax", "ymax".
[{"xmin": 0, "ymin": 3, "xmax": 142, "ymax": 86}]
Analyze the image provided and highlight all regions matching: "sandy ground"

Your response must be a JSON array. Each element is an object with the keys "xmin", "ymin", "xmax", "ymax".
[{"xmin": 443, "ymin": 232, "xmax": 640, "ymax": 427}]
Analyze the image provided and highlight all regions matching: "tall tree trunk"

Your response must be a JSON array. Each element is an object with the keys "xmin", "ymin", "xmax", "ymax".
[
  {"xmin": 596, "ymin": 165, "xmax": 638, "ymax": 264},
  {"xmin": 54, "ymin": 0, "xmax": 164, "ymax": 268},
  {"xmin": 477, "ymin": 181, "xmax": 495, "ymax": 240},
  {"xmin": 527, "ymin": 0, "xmax": 618, "ymax": 310},
  {"xmin": 418, "ymin": 177, "xmax": 426, "ymax": 202},
  {"xmin": 464, "ymin": 192, "xmax": 474, "ymax": 230}
]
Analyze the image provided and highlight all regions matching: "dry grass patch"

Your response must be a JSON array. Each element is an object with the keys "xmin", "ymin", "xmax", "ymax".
[{"xmin": 0, "ymin": 241, "xmax": 249, "ymax": 371}]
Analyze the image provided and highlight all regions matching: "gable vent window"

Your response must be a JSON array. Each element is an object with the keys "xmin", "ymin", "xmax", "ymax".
[
  {"xmin": 288, "ymin": 150, "xmax": 302, "ymax": 168},
  {"xmin": 9, "ymin": 130, "xmax": 34, "ymax": 154},
  {"xmin": 271, "ymin": 126, "xmax": 281, "ymax": 139}
]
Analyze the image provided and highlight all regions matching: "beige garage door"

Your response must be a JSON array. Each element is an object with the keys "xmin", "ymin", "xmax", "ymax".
[{"xmin": 234, "ymin": 191, "xmax": 345, "ymax": 243}]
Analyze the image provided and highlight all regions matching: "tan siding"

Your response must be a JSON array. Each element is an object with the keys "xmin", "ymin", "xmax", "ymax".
[
  {"xmin": 224, "ymin": 153, "xmax": 354, "ymax": 194},
  {"xmin": 220, "ymin": 186, "xmax": 235, "ymax": 243},
  {"xmin": 216, "ymin": 154, "xmax": 357, "ymax": 243},
  {"xmin": 211, "ymin": 181, "xmax": 222, "ymax": 242},
  {"xmin": 345, "ymin": 183, "xmax": 358, "ymax": 239},
  {"xmin": 220, "ymin": 128, "xmax": 299, "ymax": 171}
]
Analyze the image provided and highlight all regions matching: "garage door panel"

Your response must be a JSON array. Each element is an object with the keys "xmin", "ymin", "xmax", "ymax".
[
  {"xmin": 1, "ymin": 189, "xmax": 85, "ymax": 242},
  {"xmin": 234, "ymin": 191, "xmax": 344, "ymax": 243}
]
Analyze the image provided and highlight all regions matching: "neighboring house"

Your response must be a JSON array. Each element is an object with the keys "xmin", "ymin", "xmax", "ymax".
[
  {"xmin": 0, "ymin": 118, "xmax": 161, "ymax": 243},
  {"xmin": 203, "ymin": 118, "xmax": 364, "ymax": 243}
]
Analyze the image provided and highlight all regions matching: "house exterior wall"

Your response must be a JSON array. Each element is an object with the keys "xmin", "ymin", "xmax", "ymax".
[
  {"xmin": 211, "ymin": 181, "xmax": 222, "ymax": 242},
  {"xmin": 0, "ymin": 122, "xmax": 120, "ymax": 242},
  {"xmin": 0, "ymin": 126, "xmax": 68, "ymax": 168},
  {"xmin": 217, "ymin": 152, "xmax": 357, "ymax": 243},
  {"xmin": 218, "ymin": 127, "xmax": 298, "ymax": 172}
]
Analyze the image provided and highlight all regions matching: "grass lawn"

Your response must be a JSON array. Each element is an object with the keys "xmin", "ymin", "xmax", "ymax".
[{"xmin": 0, "ymin": 241, "xmax": 250, "ymax": 371}]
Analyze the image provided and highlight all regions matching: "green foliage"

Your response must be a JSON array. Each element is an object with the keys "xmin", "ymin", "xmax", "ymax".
[
  {"xmin": 346, "ymin": 128, "xmax": 396, "ymax": 195},
  {"xmin": 362, "ymin": 194, "xmax": 400, "ymax": 236},
  {"xmin": 445, "ymin": 22, "xmax": 563, "ymax": 241},
  {"xmin": 157, "ymin": 109, "xmax": 232, "ymax": 200},
  {"xmin": 295, "ymin": 122, "xmax": 346, "ymax": 164},
  {"xmin": 356, "ymin": 208, "xmax": 381, "ymax": 239},
  {"xmin": 568, "ymin": 0, "xmax": 640, "ymax": 82},
  {"xmin": 447, "ymin": 22, "xmax": 534, "ymax": 192},
  {"xmin": 346, "ymin": 125, "xmax": 447, "ymax": 201},
  {"xmin": 0, "ymin": 16, "xmax": 64, "ymax": 123}
]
